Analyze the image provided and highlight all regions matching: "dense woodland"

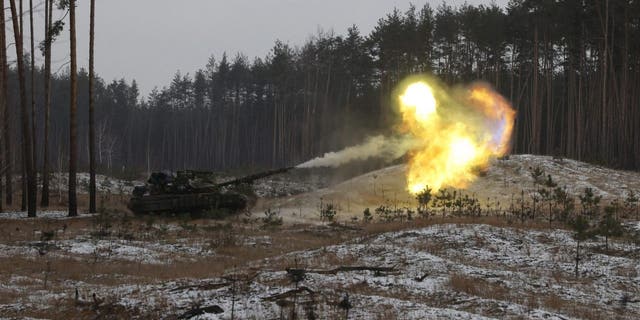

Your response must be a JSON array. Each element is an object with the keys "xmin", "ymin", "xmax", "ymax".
[{"xmin": 3, "ymin": 0, "xmax": 640, "ymax": 198}]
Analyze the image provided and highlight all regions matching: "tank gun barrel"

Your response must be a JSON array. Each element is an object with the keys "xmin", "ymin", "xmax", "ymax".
[{"xmin": 216, "ymin": 167, "xmax": 294, "ymax": 188}]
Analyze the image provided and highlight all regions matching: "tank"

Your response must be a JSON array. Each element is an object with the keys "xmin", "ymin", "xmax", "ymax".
[{"xmin": 128, "ymin": 167, "xmax": 293, "ymax": 215}]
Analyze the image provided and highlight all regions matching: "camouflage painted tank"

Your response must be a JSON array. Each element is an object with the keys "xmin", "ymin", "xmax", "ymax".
[{"xmin": 128, "ymin": 167, "xmax": 292, "ymax": 214}]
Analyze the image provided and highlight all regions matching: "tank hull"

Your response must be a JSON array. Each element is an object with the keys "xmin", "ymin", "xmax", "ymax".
[{"xmin": 128, "ymin": 192, "xmax": 248, "ymax": 215}]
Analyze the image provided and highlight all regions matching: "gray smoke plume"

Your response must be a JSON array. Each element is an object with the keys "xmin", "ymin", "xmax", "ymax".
[{"xmin": 296, "ymin": 135, "xmax": 419, "ymax": 168}]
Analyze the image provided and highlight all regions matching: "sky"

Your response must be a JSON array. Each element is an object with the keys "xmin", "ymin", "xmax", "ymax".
[{"xmin": 18, "ymin": 0, "xmax": 507, "ymax": 98}]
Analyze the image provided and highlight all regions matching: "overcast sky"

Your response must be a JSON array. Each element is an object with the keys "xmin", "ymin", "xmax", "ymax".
[{"xmin": 20, "ymin": 0, "xmax": 507, "ymax": 97}]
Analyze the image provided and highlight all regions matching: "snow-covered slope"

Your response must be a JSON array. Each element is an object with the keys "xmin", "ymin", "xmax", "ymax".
[
  {"xmin": 256, "ymin": 155, "xmax": 640, "ymax": 222},
  {"xmin": 4, "ymin": 223, "xmax": 635, "ymax": 319}
]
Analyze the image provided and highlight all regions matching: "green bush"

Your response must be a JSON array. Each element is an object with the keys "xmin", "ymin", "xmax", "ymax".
[
  {"xmin": 262, "ymin": 208, "xmax": 283, "ymax": 227},
  {"xmin": 320, "ymin": 203, "xmax": 337, "ymax": 222}
]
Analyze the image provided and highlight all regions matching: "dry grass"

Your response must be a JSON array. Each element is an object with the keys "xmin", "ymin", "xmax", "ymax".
[
  {"xmin": 448, "ymin": 274, "xmax": 509, "ymax": 301},
  {"xmin": 361, "ymin": 215, "xmax": 567, "ymax": 237},
  {"xmin": 0, "ymin": 215, "xmax": 358, "ymax": 291},
  {"xmin": 542, "ymin": 293, "xmax": 571, "ymax": 313},
  {"xmin": 2, "ymin": 191, "xmax": 131, "ymax": 214},
  {"xmin": 447, "ymin": 274, "xmax": 612, "ymax": 319}
]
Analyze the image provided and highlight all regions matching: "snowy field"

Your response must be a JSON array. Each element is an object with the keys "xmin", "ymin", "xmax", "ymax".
[
  {"xmin": 94, "ymin": 224, "xmax": 640, "ymax": 319},
  {"xmin": 0, "ymin": 219, "xmax": 638, "ymax": 319},
  {"xmin": 49, "ymin": 172, "xmax": 140, "ymax": 195},
  {"xmin": 0, "ymin": 211, "xmax": 95, "ymax": 220}
]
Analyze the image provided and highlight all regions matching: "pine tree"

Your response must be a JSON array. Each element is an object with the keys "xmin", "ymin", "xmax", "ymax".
[
  {"xmin": 88, "ymin": 0, "xmax": 96, "ymax": 213},
  {"xmin": 40, "ymin": 0, "xmax": 57, "ymax": 207},
  {"xmin": 0, "ymin": 0, "xmax": 10, "ymax": 208},
  {"xmin": 571, "ymin": 215, "xmax": 593, "ymax": 277},
  {"xmin": 598, "ymin": 204, "xmax": 623, "ymax": 251},
  {"xmin": 9, "ymin": 0, "xmax": 36, "ymax": 217},
  {"xmin": 68, "ymin": 0, "xmax": 78, "ymax": 217}
]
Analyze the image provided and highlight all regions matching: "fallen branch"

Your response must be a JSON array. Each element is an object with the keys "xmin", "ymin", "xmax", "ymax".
[
  {"xmin": 262, "ymin": 286, "xmax": 316, "ymax": 301},
  {"xmin": 177, "ymin": 305, "xmax": 224, "ymax": 319},
  {"xmin": 414, "ymin": 272, "xmax": 429, "ymax": 282},
  {"xmin": 170, "ymin": 282, "xmax": 230, "ymax": 292},
  {"xmin": 291, "ymin": 265, "xmax": 397, "ymax": 275}
]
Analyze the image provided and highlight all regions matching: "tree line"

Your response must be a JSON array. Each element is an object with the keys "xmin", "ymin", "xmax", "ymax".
[
  {"xmin": 1, "ymin": 0, "xmax": 639, "ymax": 214},
  {"xmin": 1, "ymin": 0, "xmax": 96, "ymax": 216}
]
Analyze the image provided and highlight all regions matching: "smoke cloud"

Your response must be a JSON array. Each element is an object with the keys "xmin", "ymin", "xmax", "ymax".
[{"xmin": 296, "ymin": 135, "xmax": 418, "ymax": 168}]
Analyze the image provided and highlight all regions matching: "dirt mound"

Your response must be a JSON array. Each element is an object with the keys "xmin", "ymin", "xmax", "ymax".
[{"xmin": 255, "ymin": 155, "xmax": 640, "ymax": 222}]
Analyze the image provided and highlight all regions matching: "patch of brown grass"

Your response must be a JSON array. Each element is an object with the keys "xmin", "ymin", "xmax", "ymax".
[
  {"xmin": 4, "ymin": 191, "xmax": 131, "ymax": 214},
  {"xmin": 542, "ymin": 293, "xmax": 570, "ymax": 312},
  {"xmin": 613, "ymin": 265, "xmax": 638, "ymax": 278},
  {"xmin": 448, "ymin": 274, "xmax": 509, "ymax": 301},
  {"xmin": 361, "ymin": 216, "xmax": 566, "ymax": 238}
]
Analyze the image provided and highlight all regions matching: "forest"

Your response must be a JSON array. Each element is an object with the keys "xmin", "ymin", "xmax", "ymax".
[
  {"xmin": 3, "ymin": 0, "xmax": 640, "ymax": 189},
  {"xmin": 2, "ymin": 2, "xmax": 640, "ymax": 317}
]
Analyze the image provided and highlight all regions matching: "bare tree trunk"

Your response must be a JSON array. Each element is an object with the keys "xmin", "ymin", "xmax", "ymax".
[
  {"xmin": 29, "ymin": 0, "xmax": 36, "ymax": 173},
  {"xmin": 41, "ymin": 0, "xmax": 53, "ymax": 207},
  {"xmin": 19, "ymin": 0, "xmax": 26, "ymax": 211},
  {"xmin": 600, "ymin": 0, "xmax": 609, "ymax": 160},
  {"xmin": 0, "ymin": 0, "xmax": 9, "ymax": 207},
  {"xmin": 531, "ymin": 27, "xmax": 539, "ymax": 153},
  {"xmin": 9, "ymin": 0, "xmax": 36, "ymax": 217},
  {"xmin": 88, "ymin": 0, "xmax": 96, "ymax": 213},
  {"xmin": 21, "ymin": 163, "xmax": 26, "ymax": 210},
  {"xmin": 68, "ymin": 0, "xmax": 78, "ymax": 217}
]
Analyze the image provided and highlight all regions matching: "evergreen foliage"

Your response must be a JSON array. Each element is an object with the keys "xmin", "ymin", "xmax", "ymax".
[{"xmin": 3, "ymin": 0, "xmax": 639, "ymax": 175}]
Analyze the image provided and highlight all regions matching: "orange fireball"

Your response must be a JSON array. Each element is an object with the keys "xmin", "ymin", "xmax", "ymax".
[{"xmin": 395, "ymin": 77, "xmax": 516, "ymax": 194}]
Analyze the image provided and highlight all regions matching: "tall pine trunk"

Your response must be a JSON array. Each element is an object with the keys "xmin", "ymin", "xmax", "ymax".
[
  {"xmin": 9, "ymin": 0, "xmax": 36, "ymax": 217},
  {"xmin": 68, "ymin": 0, "xmax": 78, "ymax": 217},
  {"xmin": 19, "ymin": 0, "xmax": 26, "ymax": 211},
  {"xmin": 0, "ymin": 0, "xmax": 10, "ymax": 207},
  {"xmin": 41, "ymin": 0, "xmax": 53, "ymax": 207},
  {"xmin": 88, "ymin": 0, "xmax": 96, "ymax": 213},
  {"xmin": 29, "ymin": 0, "xmax": 36, "ymax": 175}
]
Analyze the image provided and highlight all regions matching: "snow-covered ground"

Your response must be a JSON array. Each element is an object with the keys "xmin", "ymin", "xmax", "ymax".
[
  {"xmin": 0, "ymin": 211, "xmax": 97, "ymax": 220},
  {"xmin": 1, "ymin": 222, "xmax": 637, "ymax": 319},
  {"xmin": 253, "ymin": 176, "xmax": 326, "ymax": 198},
  {"xmin": 124, "ymin": 224, "xmax": 640, "ymax": 319},
  {"xmin": 479, "ymin": 154, "xmax": 640, "ymax": 201},
  {"xmin": 49, "ymin": 172, "xmax": 141, "ymax": 195}
]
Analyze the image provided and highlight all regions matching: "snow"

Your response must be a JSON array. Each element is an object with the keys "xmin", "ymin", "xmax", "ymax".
[
  {"xmin": 0, "ymin": 211, "xmax": 96, "ymax": 220},
  {"xmin": 253, "ymin": 177, "xmax": 325, "ymax": 198},
  {"xmin": 3, "ymin": 223, "xmax": 636, "ymax": 319},
  {"xmin": 49, "ymin": 172, "xmax": 142, "ymax": 195}
]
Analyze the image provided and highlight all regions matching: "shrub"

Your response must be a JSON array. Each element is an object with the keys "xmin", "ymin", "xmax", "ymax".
[
  {"xmin": 415, "ymin": 186, "xmax": 432, "ymax": 216},
  {"xmin": 362, "ymin": 208, "xmax": 372, "ymax": 223},
  {"xmin": 262, "ymin": 208, "xmax": 283, "ymax": 227},
  {"xmin": 579, "ymin": 187, "xmax": 602, "ymax": 216},
  {"xmin": 598, "ymin": 206, "xmax": 623, "ymax": 250},
  {"xmin": 375, "ymin": 205, "xmax": 393, "ymax": 222},
  {"xmin": 320, "ymin": 203, "xmax": 337, "ymax": 222}
]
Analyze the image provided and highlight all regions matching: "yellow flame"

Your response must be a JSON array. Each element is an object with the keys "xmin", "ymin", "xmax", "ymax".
[
  {"xmin": 449, "ymin": 137, "xmax": 477, "ymax": 166},
  {"xmin": 397, "ymin": 77, "xmax": 516, "ymax": 194},
  {"xmin": 399, "ymin": 82, "xmax": 437, "ymax": 123}
]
